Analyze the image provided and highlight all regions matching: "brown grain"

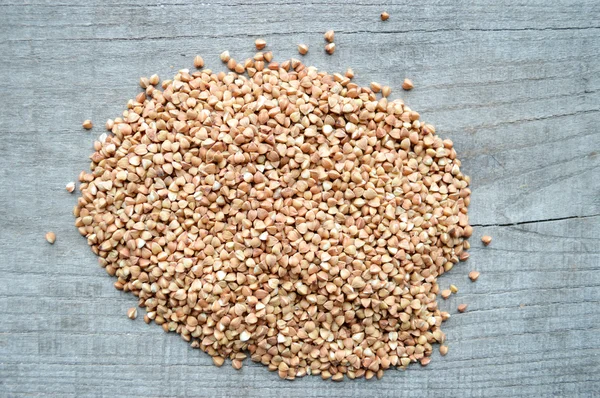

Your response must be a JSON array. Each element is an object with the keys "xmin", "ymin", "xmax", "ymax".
[
  {"xmin": 255, "ymin": 39, "xmax": 267, "ymax": 50},
  {"xmin": 45, "ymin": 232, "xmax": 56, "ymax": 244},
  {"xmin": 193, "ymin": 55, "xmax": 204, "ymax": 68},
  {"xmin": 439, "ymin": 345, "xmax": 448, "ymax": 356},
  {"xmin": 469, "ymin": 271, "xmax": 480, "ymax": 281},
  {"xmin": 127, "ymin": 307, "xmax": 137, "ymax": 319},
  {"xmin": 105, "ymin": 119, "xmax": 114, "ymax": 131},
  {"xmin": 297, "ymin": 44, "xmax": 308, "ymax": 55},
  {"xmin": 402, "ymin": 78, "xmax": 414, "ymax": 90}
]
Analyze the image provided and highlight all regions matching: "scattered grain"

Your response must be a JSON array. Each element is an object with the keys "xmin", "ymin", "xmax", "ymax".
[
  {"xmin": 220, "ymin": 51, "xmax": 230, "ymax": 62},
  {"xmin": 193, "ymin": 55, "xmax": 204, "ymax": 68},
  {"xmin": 439, "ymin": 345, "xmax": 448, "ymax": 356},
  {"xmin": 441, "ymin": 289, "xmax": 452, "ymax": 300},
  {"xmin": 127, "ymin": 307, "xmax": 137, "ymax": 319},
  {"xmin": 458, "ymin": 304, "xmax": 468, "ymax": 313},
  {"xmin": 469, "ymin": 271, "xmax": 480, "ymax": 282},
  {"xmin": 297, "ymin": 44, "xmax": 309, "ymax": 55},
  {"xmin": 45, "ymin": 232, "xmax": 56, "ymax": 244},
  {"xmin": 66, "ymin": 182, "xmax": 75, "ymax": 193},
  {"xmin": 481, "ymin": 235, "xmax": 492, "ymax": 245},
  {"xmin": 381, "ymin": 12, "xmax": 389, "ymax": 21},
  {"xmin": 82, "ymin": 120, "xmax": 93, "ymax": 130},
  {"xmin": 325, "ymin": 43, "xmax": 336, "ymax": 54},
  {"xmin": 255, "ymin": 39, "xmax": 267, "ymax": 50},
  {"xmin": 450, "ymin": 284, "xmax": 458, "ymax": 294},
  {"xmin": 402, "ymin": 78, "xmax": 414, "ymax": 90},
  {"xmin": 324, "ymin": 30, "xmax": 334, "ymax": 42}
]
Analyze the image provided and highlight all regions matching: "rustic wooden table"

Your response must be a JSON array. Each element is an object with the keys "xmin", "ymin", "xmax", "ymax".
[{"xmin": 1, "ymin": 1, "xmax": 599, "ymax": 397}]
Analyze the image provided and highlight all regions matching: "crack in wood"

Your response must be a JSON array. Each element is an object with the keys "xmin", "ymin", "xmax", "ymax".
[
  {"xmin": 4, "ymin": 25, "xmax": 600, "ymax": 44},
  {"xmin": 472, "ymin": 213, "xmax": 600, "ymax": 228}
]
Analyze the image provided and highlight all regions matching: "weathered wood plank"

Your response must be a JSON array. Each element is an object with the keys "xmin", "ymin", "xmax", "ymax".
[{"xmin": 0, "ymin": 0, "xmax": 599, "ymax": 397}]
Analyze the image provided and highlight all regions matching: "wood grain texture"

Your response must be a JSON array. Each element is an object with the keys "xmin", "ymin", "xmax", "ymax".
[{"xmin": 0, "ymin": 0, "xmax": 599, "ymax": 397}]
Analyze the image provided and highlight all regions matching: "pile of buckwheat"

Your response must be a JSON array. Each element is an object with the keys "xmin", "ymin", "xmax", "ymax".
[{"xmin": 74, "ymin": 52, "xmax": 471, "ymax": 381}]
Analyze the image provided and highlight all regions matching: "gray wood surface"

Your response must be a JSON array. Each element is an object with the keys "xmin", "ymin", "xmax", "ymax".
[{"xmin": 1, "ymin": 0, "xmax": 599, "ymax": 397}]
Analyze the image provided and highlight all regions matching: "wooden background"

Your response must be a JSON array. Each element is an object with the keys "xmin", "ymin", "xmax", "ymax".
[{"xmin": 1, "ymin": 0, "xmax": 599, "ymax": 396}]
